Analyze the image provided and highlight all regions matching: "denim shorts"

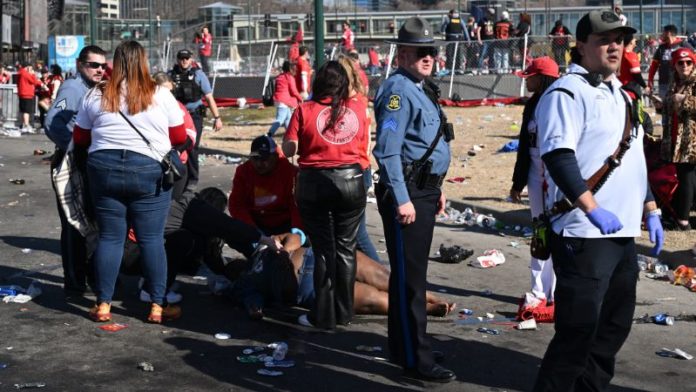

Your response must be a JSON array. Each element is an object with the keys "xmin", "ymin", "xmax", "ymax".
[{"xmin": 296, "ymin": 247, "xmax": 316, "ymax": 308}]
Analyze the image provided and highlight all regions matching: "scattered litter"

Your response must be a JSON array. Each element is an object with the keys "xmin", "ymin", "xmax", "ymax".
[
  {"xmin": 18, "ymin": 193, "xmax": 28, "ymax": 197},
  {"xmin": 437, "ymin": 288, "xmax": 447, "ymax": 293},
  {"xmin": 437, "ymin": 244, "xmax": 474, "ymax": 264},
  {"xmin": 137, "ymin": 362, "xmax": 154, "ymax": 372},
  {"xmin": 33, "ymin": 149, "xmax": 47, "ymax": 156},
  {"xmin": 475, "ymin": 214, "xmax": 497, "ymax": 228},
  {"xmin": 481, "ymin": 289, "xmax": 493, "ymax": 296},
  {"xmin": 467, "ymin": 150, "xmax": 477, "ymax": 157},
  {"xmin": 237, "ymin": 355, "xmax": 266, "ymax": 363},
  {"xmin": 0, "ymin": 363, "xmax": 7, "ymax": 369},
  {"xmin": 657, "ymin": 348, "xmax": 693, "ymax": 360},
  {"xmin": 21, "ymin": 248, "xmax": 31, "ymax": 254},
  {"xmin": 653, "ymin": 313, "xmax": 675, "ymax": 326},
  {"xmin": 2, "ymin": 282, "xmax": 42, "ymax": 303},
  {"xmin": 509, "ymin": 241, "xmax": 520, "ymax": 248},
  {"xmin": 446, "ymin": 176, "xmax": 469, "ymax": 184},
  {"xmin": 485, "ymin": 313, "xmax": 495, "ymax": 319},
  {"xmin": 19, "ymin": 308, "xmax": 28, "ymax": 312},
  {"xmin": 376, "ymin": 250, "xmax": 387, "ymax": 254},
  {"xmin": 9, "ymin": 178, "xmax": 25, "ymax": 185},
  {"xmin": 7, "ymin": 201, "xmax": 19, "ymax": 206},
  {"xmin": 516, "ymin": 318, "xmax": 538, "ymax": 330},
  {"xmin": 265, "ymin": 360, "xmax": 295, "ymax": 368},
  {"xmin": 469, "ymin": 249, "xmax": 506, "ymax": 268},
  {"xmin": 459, "ymin": 309, "xmax": 474, "ymax": 316},
  {"xmin": 6, "ymin": 347, "xmax": 13, "ymax": 350},
  {"xmin": 257, "ymin": 369, "xmax": 283, "ymax": 376},
  {"xmin": 214, "ymin": 333, "xmax": 231, "ymax": 340},
  {"xmin": 499, "ymin": 140, "xmax": 519, "ymax": 153},
  {"xmin": 242, "ymin": 347, "xmax": 266, "ymax": 355},
  {"xmin": 378, "ymin": 238, "xmax": 386, "ymax": 243},
  {"xmin": 268, "ymin": 342, "xmax": 288, "ymax": 361},
  {"xmin": 356, "ymin": 345, "xmax": 382, "ymax": 352},
  {"xmin": 477, "ymin": 327, "xmax": 500, "ymax": 335},
  {"xmin": 98, "ymin": 323, "xmax": 128, "ymax": 332},
  {"xmin": 13, "ymin": 383, "xmax": 46, "ymax": 389},
  {"xmin": 1, "ymin": 129, "xmax": 22, "ymax": 137}
]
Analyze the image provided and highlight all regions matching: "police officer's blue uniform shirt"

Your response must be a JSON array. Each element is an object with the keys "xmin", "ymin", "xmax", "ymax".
[
  {"xmin": 535, "ymin": 63, "xmax": 647, "ymax": 238},
  {"xmin": 44, "ymin": 74, "xmax": 91, "ymax": 151},
  {"xmin": 373, "ymin": 69, "xmax": 451, "ymax": 206},
  {"xmin": 179, "ymin": 67, "xmax": 212, "ymax": 112}
]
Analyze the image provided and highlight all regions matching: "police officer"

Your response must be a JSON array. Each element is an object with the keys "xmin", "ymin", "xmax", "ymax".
[
  {"xmin": 44, "ymin": 45, "xmax": 107, "ymax": 296},
  {"xmin": 533, "ymin": 11, "xmax": 664, "ymax": 391},
  {"xmin": 373, "ymin": 17, "xmax": 455, "ymax": 383},
  {"xmin": 440, "ymin": 9, "xmax": 469, "ymax": 73},
  {"xmin": 169, "ymin": 49, "xmax": 223, "ymax": 185}
]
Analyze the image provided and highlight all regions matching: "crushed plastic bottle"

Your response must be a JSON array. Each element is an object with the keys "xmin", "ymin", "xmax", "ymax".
[
  {"xmin": 268, "ymin": 342, "xmax": 288, "ymax": 361},
  {"xmin": 475, "ymin": 214, "xmax": 497, "ymax": 228},
  {"xmin": 653, "ymin": 262, "xmax": 669, "ymax": 274}
]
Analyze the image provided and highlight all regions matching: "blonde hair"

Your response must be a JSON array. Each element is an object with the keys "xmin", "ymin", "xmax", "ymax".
[{"xmin": 337, "ymin": 55, "xmax": 366, "ymax": 96}]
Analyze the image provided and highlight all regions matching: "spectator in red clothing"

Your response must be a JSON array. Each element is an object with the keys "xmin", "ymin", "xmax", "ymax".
[
  {"xmin": 647, "ymin": 24, "xmax": 693, "ymax": 101},
  {"xmin": 282, "ymin": 61, "xmax": 368, "ymax": 330},
  {"xmin": 367, "ymin": 46, "xmax": 381, "ymax": 75},
  {"xmin": 288, "ymin": 42, "xmax": 300, "ymax": 64},
  {"xmin": 348, "ymin": 50, "xmax": 369, "ymax": 96},
  {"xmin": 619, "ymin": 36, "xmax": 646, "ymax": 89},
  {"xmin": 17, "ymin": 62, "xmax": 46, "ymax": 133},
  {"xmin": 0, "ymin": 63, "xmax": 12, "ymax": 84},
  {"xmin": 194, "ymin": 26, "xmax": 213, "ymax": 75},
  {"xmin": 268, "ymin": 61, "xmax": 303, "ymax": 137},
  {"xmin": 295, "ymin": 46, "xmax": 312, "ymax": 99},
  {"xmin": 341, "ymin": 21, "xmax": 355, "ymax": 52},
  {"xmin": 229, "ymin": 135, "xmax": 303, "ymax": 236}
]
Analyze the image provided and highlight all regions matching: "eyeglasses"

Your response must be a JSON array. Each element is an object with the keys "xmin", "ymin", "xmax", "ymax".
[
  {"xmin": 177, "ymin": 57, "xmax": 192, "ymax": 61},
  {"xmin": 416, "ymin": 47, "xmax": 438, "ymax": 59},
  {"xmin": 82, "ymin": 61, "xmax": 107, "ymax": 70},
  {"xmin": 676, "ymin": 60, "xmax": 693, "ymax": 67}
]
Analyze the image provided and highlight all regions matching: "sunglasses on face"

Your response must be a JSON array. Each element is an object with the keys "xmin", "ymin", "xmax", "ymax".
[
  {"xmin": 677, "ymin": 60, "xmax": 693, "ymax": 66},
  {"xmin": 416, "ymin": 47, "xmax": 438, "ymax": 59},
  {"xmin": 83, "ymin": 61, "xmax": 107, "ymax": 70},
  {"xmin": 178, "ymin": 57, "xmax": 191, "ymax": 61}
]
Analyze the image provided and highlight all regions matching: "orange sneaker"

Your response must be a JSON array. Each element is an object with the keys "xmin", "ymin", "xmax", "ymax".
[
  {"xmin": 147, "ymin": 303, "xmax": 181, "ymax": 324},
  {"xmin": 516, "ymin": 294, "xmax": 546, "ymax": 321},
  {"xmin": 89, "ymin": 303, "xmax": 112, "ymax": 322}
]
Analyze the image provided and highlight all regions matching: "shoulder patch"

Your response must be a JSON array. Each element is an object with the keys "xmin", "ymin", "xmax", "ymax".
[
  {"xmin": 386, "ymin": 94, "xmax": 401, "ymax": 111},
  {"xmin": 54, "ymin": 99, "xmax": 67, "ymax": 111}
]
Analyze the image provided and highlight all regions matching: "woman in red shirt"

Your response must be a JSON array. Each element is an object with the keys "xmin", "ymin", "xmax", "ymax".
[
  {"xmin": 268, "ymin": 61, "xmax": 303, "ymax": 136},
  {"xmin": 282, "ymin": 61, "xmax": 368, "ymax": 330}
]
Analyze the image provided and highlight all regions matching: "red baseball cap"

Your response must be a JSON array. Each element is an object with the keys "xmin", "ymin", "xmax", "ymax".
[
  {"xmin": 516, "ymin": 57, "xmax": 560, "ymax": 78},
  {"xmin": 671, "ymin": 47, "xmax": 696, "ymax": 67}
]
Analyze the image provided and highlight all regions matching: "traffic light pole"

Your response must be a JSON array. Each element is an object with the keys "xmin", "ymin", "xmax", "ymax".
[{"xmin": 314, "ymin": 0, "xmax": 324, "ymax": 68}]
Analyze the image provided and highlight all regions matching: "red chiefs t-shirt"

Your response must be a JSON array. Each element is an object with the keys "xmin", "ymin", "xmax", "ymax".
[
  {"xmin": 286, "ymin": 96, "xmax": 368, "ymax": 169},
  {"xmin": 619, "ymin": 51, "xmax": 641, "ymax": 86},
  {"xmin": 295, "ymin": 56, "xmax": 312, "ymax": 93}
]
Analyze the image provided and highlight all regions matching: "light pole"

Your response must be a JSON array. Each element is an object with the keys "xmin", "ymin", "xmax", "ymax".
[
  {"xmin": 148, "ymin": 0, "xmax": 153, "ymax": 67},
  {"xmin": 315, "ymin": 0, "xmax": 324, "ymax": 68},
  {"xmin": 89, "ymin": 0, "xmax": 97, "ymax": 45}
]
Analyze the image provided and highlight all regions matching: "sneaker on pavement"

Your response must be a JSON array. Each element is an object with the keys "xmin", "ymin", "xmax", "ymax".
[
  {"xmin": 139, "ymin": 289, "xmax": 182, "ymax": 304},
  {"xmin": 297, "ymin": 314, "xmax": 314, "ymax": 327},
  {"xmin": 531, "ymin": 302, "xmax": 555, "ymax": 323}
]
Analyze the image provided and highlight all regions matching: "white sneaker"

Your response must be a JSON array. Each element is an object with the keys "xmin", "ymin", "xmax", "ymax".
[
  {"xmin": 20, "ymin": 126, "xmax": 32, "ymax": 134},
  {"xmin": 297, "ymin": 314, "xmax": 314, "ymax": 327},
  {"xmin": 139, "ymin": 289, "xmax": 182, "ymax": 304}
]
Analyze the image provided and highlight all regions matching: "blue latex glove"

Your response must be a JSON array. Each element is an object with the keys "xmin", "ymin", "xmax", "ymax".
[
  {"xmin": 586, "ymin": 207, "xmax": 623, "ymax": 235},
  {"xmin": 646, "ymin": 214, "xmax": 664, "ymax": 256}
]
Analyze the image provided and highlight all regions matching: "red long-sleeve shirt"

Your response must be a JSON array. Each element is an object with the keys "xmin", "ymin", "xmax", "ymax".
[
  {"xmin": 229, "ymin": 157, "xmax": 303, "ymax": 234},
  {"xmin": 273, "ymin": 72, "xmax": 303, "ymax": 108},
  {"xmin": 17, "ymin": 67, "xmax": 42, "ymax": 99}
]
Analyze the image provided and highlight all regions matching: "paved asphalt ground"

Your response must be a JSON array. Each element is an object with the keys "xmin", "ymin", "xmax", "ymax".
[{"xmin": 1, "ymin": 133, "xmax": 695, "ymax": 392}]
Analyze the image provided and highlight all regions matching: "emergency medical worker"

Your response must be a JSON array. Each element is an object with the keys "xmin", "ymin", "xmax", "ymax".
[
  {"xmin": 532, "ymin": 11, "xmax": 664, "ymax": 391},
  {"xmin": 169, "ymin": 49, "xmax": 223, "ymax": 185},
  {"xmin": 45, "ymin": 45, "xmax": 107, "ymax": 295},
  {"xmin": 440, "ymin": 10, "xmax": 469, "ymax": 73},
  {"xmin": 373, "ymin": 17, "xmax": 455, "ymax": 383}
]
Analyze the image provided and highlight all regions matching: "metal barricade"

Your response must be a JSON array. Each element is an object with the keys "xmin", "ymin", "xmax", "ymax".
[{"xmin": 0, "ymin": 84, "xmax": 19, "ymax": 125}]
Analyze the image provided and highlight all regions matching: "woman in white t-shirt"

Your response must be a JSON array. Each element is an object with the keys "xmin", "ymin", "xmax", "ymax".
[{"xmin": 73, "ymin": 41, "xmax": 186, "ymax": 324}]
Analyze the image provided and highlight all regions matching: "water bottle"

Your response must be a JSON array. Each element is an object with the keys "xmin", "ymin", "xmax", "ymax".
[
  {"xmin": 269, "ymin": 342, "xmax": 288, "ymax": 361},
  {"xmin": 476, "ymin": 214, "xmax": 496, "ymax": 228},
  {"xmin": 653, "ymin": 262, "xmax": 669, "ymax": 274}
]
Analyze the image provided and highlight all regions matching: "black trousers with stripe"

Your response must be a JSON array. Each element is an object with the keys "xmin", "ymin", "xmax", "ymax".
[
  {"xmin": 376, "ymin": 181, "xmax": 440, "ymax": 372},
  {"xmin": 533, "ymin": 232, "xmax": 638, "ymax": 392}
]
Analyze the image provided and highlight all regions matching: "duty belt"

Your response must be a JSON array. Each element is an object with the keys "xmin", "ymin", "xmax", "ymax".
[{"xmin": 410, "ymin": 173, "xmax": 445, "ymax": 189}]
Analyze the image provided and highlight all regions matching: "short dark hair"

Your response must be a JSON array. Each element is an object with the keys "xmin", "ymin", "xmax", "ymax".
[
  {"xmin": 299, "ymin": 46, "xmax": 308, "ymax": 56},
  {"xmin": 570, "ymin": 46, "xmax": 582, "ymax": 64},
  {"xmin": 78, "ymin": 45, "xmax": 106, "ymax": 62},
  {"xmin": 663, "ymin": 25, "xmax": 678, "ymax": 35},
  {"xmin": 281, "ymin": 60, "xmax": 291, "ymax": 73}
]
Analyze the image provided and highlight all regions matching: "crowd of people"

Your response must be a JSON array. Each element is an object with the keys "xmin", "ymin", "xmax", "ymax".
[{"xmin": 8, "ymin": 5, "xmax": 692, "ymax": 389}]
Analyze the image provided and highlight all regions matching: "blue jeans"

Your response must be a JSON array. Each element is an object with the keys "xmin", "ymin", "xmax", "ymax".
[
  {"xmin": 267, "ymin": 103, "xmax": 292, "ymax": 136},
  {"xmin": 296, "ymin": 247, "xmax": 316, "ymax": 308},
  {"xmin": 87, "ymin": 149, "xmax": 171, "ymax": 305},
  {"xmin": 356, "ymin": 167, "xmax": 382, "ymax": 263}
]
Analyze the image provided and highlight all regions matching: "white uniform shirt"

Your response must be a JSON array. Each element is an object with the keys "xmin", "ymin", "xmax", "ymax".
[
  {"xmin": 76, "ymin": 86, "xmax": 184, "ymax": 161},
  {"xmin": 535, "ymin": 63, "xmax": 646, "ymax": 238}
]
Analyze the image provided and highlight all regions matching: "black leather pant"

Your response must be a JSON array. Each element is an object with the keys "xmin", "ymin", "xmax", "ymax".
[{"xmin": 296, "ymin": 165, "xmax": 366, "ymax": 329}]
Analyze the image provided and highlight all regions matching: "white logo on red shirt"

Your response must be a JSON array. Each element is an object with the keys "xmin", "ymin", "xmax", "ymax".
[{"xmin": 316, "ymin": 107, "xmax": 359, "ymax": 145}]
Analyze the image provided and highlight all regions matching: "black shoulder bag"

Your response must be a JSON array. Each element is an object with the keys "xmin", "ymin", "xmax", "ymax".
[{"xmin": 118, "ymin": 111, "xmax": 186, "ymax": 188}]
